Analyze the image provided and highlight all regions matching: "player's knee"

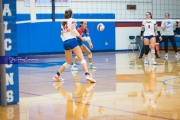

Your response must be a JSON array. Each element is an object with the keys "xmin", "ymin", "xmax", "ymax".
[
  {"xmin": 75, "ymin": 56, "xmax": 78, "ymax": 59},
  {"xmin": 150, "ymin": 45, "xmax": 155, "ymax": 49},
  {"xmin": 151, "ymin": 49, "xmax": 155, "ymax": 54},
  {"xmin": 144, "ymin": 45, "xmax": 149, "ymax": 55},
  {"xmin": 63, "ymin": 62, "xmax": 71, "ymax": 68},
  {"xmin": 88, "ymin": 53, "xmax": 92, "ymax": 58},
  {"xmin": 80, "ymin": 59, "xmax": 87, "ymax": 65}
]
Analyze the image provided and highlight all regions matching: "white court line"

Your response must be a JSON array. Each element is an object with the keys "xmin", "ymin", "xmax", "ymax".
[{"xmin": 16, "ymin": 19, "xmax": 180, "ymax": 24}]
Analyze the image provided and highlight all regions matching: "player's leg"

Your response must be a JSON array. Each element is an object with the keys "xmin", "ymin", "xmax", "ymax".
[
  {"xmin": 53, "ymin": 50, "xmax": 72, "ymax": 81},
  {"xmin": 73, "ymin": 46, "xmax": 96, "ymax": 83},
  {"xmin": 139, "ymin": 43, "xmax": 144, "ymax": 58},
  {"xmin": 155, "ymin": 45, "xmax": 160, "ymax": 58},
  {"xmin": 155, "ymin": 36, "xmax": 160, "ymax": 58},
  {"xmin": 80, "ymin": 44, "xmax": 96, "ymax": 69},
  {"xmin": 155, "ymin": 47, "xmax": 158, "ymax": 57},
  {"xmin": 143, "ymin": 38, "xmax": 150, "ymax": 64},
  {"xmin": 53, "ymin": 39, "xmax": 73, "ymax": 81},
  {"xmin": 53, "ymin": 39, "xmax": 86, "ymax": 81},
  {"xmin": 71, "ymin": 55, "xmax": 79, "ymax": 71},
  {"xmin": 65, "ymin": 38, "xmax": 95, "ymax": 82},
  {"xmin": 71, "ymin": 40, "xmax": 83, "ymax": 71},
  {"xmin": 73, "ymin": 46, "xmax": 87, "ymax": 72},
  {"xmin": 163, "ymin": 36, "xmax": 169, "ymax": 59},
  {"xmin": 73, "ymin": 56, "xmax": 79, "ymax": 66},
  {"xmin": 149, "ymin": 37, "xmax": 157, "ymax": 65},
  {"xmin": 53, "ymin": 49, "xmax": 72, "ymax": 81},
  {"xmin": 169, "ymin": 36, "xmax": 179, "ymax": 59}
]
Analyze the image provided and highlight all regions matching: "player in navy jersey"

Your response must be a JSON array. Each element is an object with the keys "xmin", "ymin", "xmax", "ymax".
[
  {"xmin": 140, "ymin": 12, "xmax": 162, "ymax": 65},
  {"xmin": 53, "ymin": 9, "xmax": 95, "ymax": 83},
  {"xmin": 71, "ymin": 21, "xmax": 96, "ymax": 71}
]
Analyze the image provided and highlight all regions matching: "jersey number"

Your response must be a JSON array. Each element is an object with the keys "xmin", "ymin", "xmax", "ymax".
[
  {"xmin": 64, "ymin": 24, "xmax": 68, "ymax": 30},
  {"xmin": 63, "ymin": 24, "xmax": 70, "ymax": 32},
  {"xmin": 148, "ymin": 25, "xmax": 150, "ymax": 28}
]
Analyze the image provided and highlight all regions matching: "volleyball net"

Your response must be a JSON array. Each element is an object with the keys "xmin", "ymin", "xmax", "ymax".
[{"xmin": 16, "ymin": 0, "xmax": 180, "ymax": 24}]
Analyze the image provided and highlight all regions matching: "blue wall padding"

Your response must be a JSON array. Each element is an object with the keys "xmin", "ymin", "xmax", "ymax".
[{"xmin": 17, "ymin": 13, "xmax": 115, "ymax": 54}]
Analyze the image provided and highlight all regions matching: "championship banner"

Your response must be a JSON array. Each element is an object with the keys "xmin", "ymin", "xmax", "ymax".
[
  {"xmin": 1, "ymin": 0, "xmax": 19, "ymax": 105},
  {"xmin": 25, "ymin": 0, "xmax": 71, "ymax": 6}
]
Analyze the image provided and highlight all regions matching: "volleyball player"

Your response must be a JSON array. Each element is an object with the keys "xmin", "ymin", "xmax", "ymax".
[
  {"xmin": 161, "ymin": 13, "xmax": 179, "ymax": 60},
  {"xmin": 140, "ymin": 12, "xmax": 162, "ymax": 65},
  {"xmin": 71, "ymin": 21, "xmax": 96, "ymax": 71},
  {"xmin": 53, "ymin": 9, "xmax": 96, "ymax": 83},
  {"xmin": 175, "ymin": 21, "xmax": 180, "ymax": 35},
  {"xmin": 139, "ymin": 29, "xmax": 160, "ymax": 59}
]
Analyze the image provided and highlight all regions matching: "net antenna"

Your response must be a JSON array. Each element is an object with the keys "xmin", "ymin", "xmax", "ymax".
[{"xmin": 30, "ymin": 0, "xmax": 37, "ymax": 22}]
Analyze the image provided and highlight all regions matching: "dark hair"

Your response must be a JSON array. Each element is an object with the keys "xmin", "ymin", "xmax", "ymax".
[
  {"xmin": 62, "ymin": 9, "xmax": 72, "ymax": 27},
  {"xmin": 146, "ymin": 12, "xmax": 152, "ymax": 19},
  {"xmin": 79, "ymin": 21, "xmax": 84, "ymax": 27},
  {"xmin": 165, "ymin": 13, "xmax": 170, "ymax": 16}
]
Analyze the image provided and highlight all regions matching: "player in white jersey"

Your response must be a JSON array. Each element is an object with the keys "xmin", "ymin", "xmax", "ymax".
[
  {"xmin": 161, "ymin": 13, "xmax": 179, "ymax": 60},
  {"xmin": 53, "ymin": 9, "xmax": 96, "ymax": 83},
  {"xmin": 140, "ymin": 12, "xmax": 162, "ymax": 65}
]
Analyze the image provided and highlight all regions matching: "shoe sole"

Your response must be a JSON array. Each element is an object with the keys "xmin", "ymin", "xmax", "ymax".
[
  {"xmin": 86, "ymin": 78, "xmax": 96, "ymax": 83},
  {"xmin": 71, "ymin": 69, "xmax": 78, "ymax": 71},
  {"xmin": 144, "ymin": 59, "xmax": 148, "ymax": 64},
  {"xmin": 88, "ymin": 67, "xmax": 97, "ymax": 69},
  {"xmin": 175, "ymin": 57, "xmax": 178, "ymax": 59},
  {"xmin": 53, "ymin": 77, "xmax": 64, "ymax": 81}
]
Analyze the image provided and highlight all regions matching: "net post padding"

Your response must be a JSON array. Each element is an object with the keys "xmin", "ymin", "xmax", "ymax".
[
  {"xmin": 30, "ymin": 0, "xmax": 36, "ymax": 22},
  {"xmin": 0, "ymin": 0, "xmax": 7, "ymax": 107}
]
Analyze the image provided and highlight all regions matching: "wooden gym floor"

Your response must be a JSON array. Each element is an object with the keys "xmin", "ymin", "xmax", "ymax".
[{"xmin": 0, "ymin": 51, "xmax": 180, "ymax": 120}]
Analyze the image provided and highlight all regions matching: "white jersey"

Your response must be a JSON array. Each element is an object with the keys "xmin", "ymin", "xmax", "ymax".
[
  {"xmin": 142, "ymin": 20, "xmax": 157, "ymax": 36},
  {"xmin": 161, "ymin": 20, "xmax": 176, "ymax": 36},
  {"xmin": 60, "ymin": 18, "xmax": 77, "ymax": 41}
]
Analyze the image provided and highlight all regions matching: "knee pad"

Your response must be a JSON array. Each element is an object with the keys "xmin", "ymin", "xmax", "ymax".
[
  {"xmin": 63, "ymin": 62, "xmax": 70, "ymax": 68},
  {"xmin": 88, "ymin": 53, "xmax": 92, "ymax": 58},
  {"xmin": 151, "ymin": 49, "xmax": 155, "ymax": 54},
  {"xmin": 75, "ymin": 56, "xmax": 78, "ymax": 59},
  {"xmin": 81, "ymin": 59, "xmax": 86, "ymax": 65},
  {"xmin": 144, "ymin": 45, "xmax": 149, "ymax": 55}
]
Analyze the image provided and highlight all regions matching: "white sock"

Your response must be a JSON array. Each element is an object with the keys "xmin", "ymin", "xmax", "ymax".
[
  {"xmin": 75, "ymin": 82, "xmax": 81, "ymax": 86},
  {"xmin": 152, "ymin": 58, "xmax": 155, "ymax": 61},
  {"xmin": 73, "ymin": 64, "xmax": 76, "ymax": 66},
  {"xmin": 89, "ymin": 63, "xmax": 92, "ymax": 66},
  {"xmin": 72, "ymin": 72, "xmax": 76, "ymax": 76}
]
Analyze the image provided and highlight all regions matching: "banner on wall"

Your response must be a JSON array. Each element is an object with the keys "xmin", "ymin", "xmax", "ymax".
[
  {"xmin": 24, "ymin": 0, "xmax": 71, "ymax": 6},
  {"xmin": 1, "ymin": 0, "xmax": 19, "ymax": 105}
]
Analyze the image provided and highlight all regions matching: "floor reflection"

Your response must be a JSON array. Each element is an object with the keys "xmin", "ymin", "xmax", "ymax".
[{"xmin": 53, "ymin": 70, "xmax": 96, "ymax": 120}]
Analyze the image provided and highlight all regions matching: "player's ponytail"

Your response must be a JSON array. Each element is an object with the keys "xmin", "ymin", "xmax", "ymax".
[{"xmin": 62, "ymin": 9, "xmax": 73, "ymax": 27}]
